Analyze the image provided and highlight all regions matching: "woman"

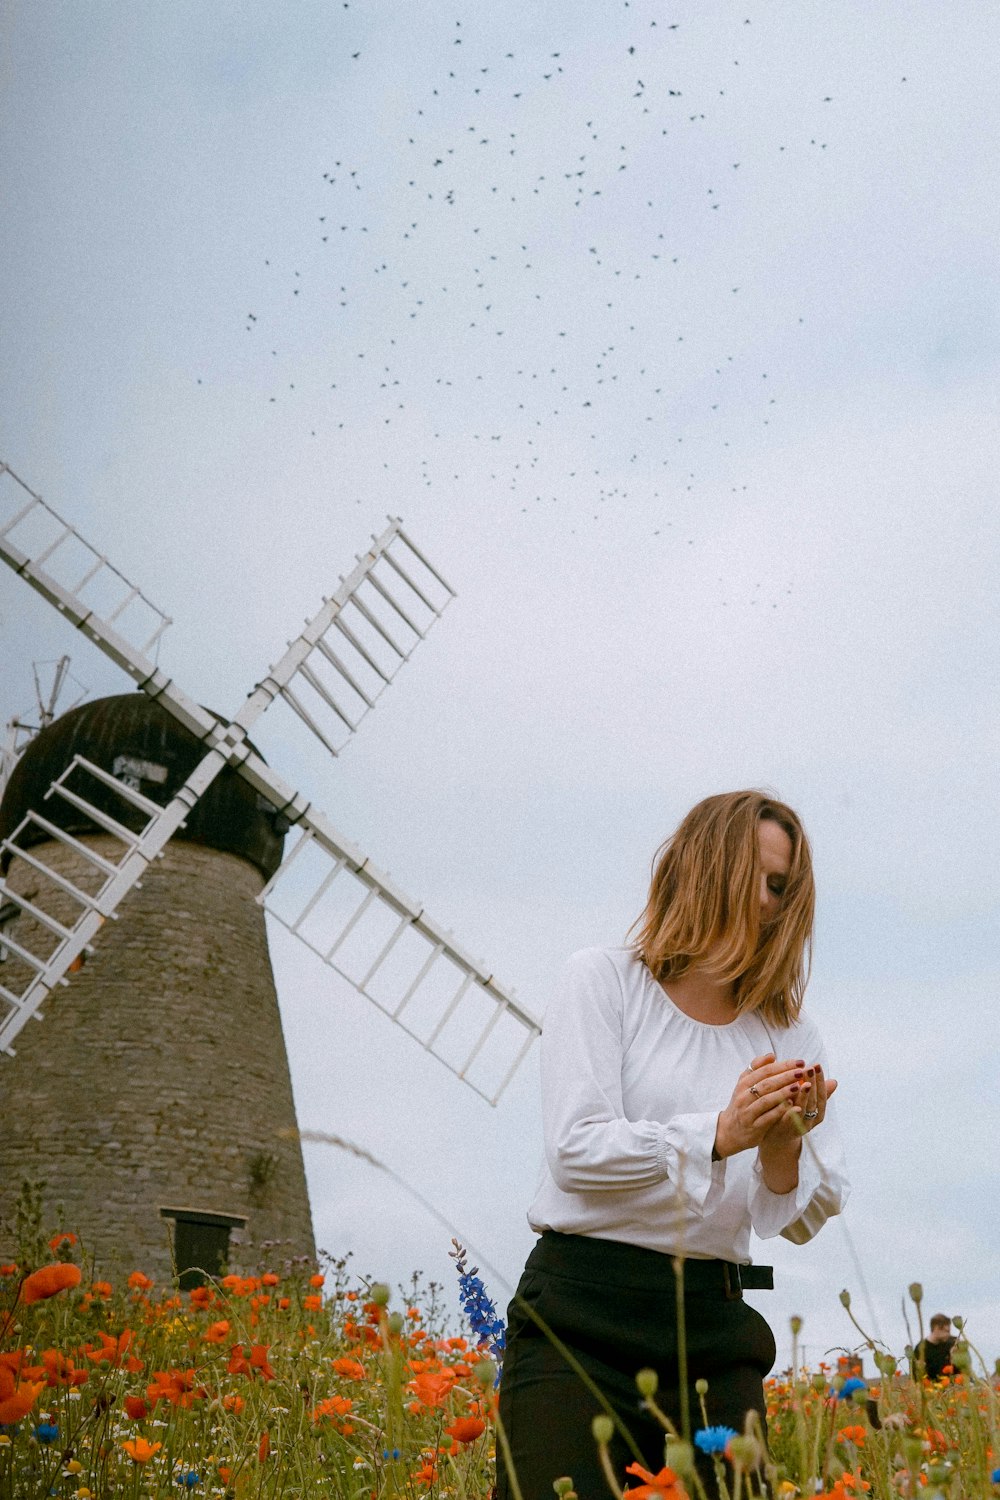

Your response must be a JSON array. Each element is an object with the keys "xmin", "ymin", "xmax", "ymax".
[{"xmin": 497, "ymin": 791, "xmax": 848, "ymax": 1498}]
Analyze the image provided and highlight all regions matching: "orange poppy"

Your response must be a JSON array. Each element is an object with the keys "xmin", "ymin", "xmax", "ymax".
[
  {"xmin": 445, "ymin": 1415, "xmax": 486, "ymax": 1445},
  {"xmin": 332, "ymin": 1357, "xmax": 367, "ymax": 1380},
  {"xmin": 39, "ymin": 1349, "xmax": 87, "ymax": 1388},
  {"xmin": 20, "ymin": 1262, "xmax": 82, "ymax": 1304},
  {"xmin": 48, "ymin": 1232, "xmax": 77, "ymax": 1252},
  {"xmin": 309, "ymin": 1273, "xmax": 325, "ymax": 1288},
  {"xmin": 124, "ymin": 1395, "xmax": 148, "ymax": 1420},
  {"xmin": 624, "ymin": 1462, "xmax": 689, "ymax": 1500},
  {"xmin": 128, "ymin": 1271, "xmax": 153, "ymax": 1291},
  {"xmin": 258, "ymin": 1430, "xmax": 270, "ymax": 1462},
  {"xmin": 312, "ymin": 1394, "xmax": 354, "ymax": 1423},
  {"xmin": 188, "ymin": 1285, "xmax": 215, "ymax": 1308},
  {"xmin": 121, "ymin": 1438, "xmax": 162, "ymax": 1464},
  {"xmin": 84, "ymin": 1329, "xmax": 134, "ymax": 1366},
  {"xmin": 261, "ymin": 1273, "xmax": 280, "ymax": 1287},
  {"xmin": 0, "ymin": 1372, "xmax": 46, "ymax": 1425},
  {"xmin": 408, "ymin": 1369, "xmax": 458, "ymax": 1407},
  {"xmin": 303, "ymin": 1294, "xmax": 322, "ymax": 1311},
  {"xmin": 202, "ymin": 1320, "xmax": 232, "ymax": 1344},
  {"xmin": 90, "ymin": 1281, "xmax": 113, "ymax": 1299}
]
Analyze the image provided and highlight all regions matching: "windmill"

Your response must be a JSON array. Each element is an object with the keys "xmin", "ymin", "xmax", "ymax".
[
  {"xmin": 0, "ymin": 460, "xmax": 541, "ymax": 1279},
  {"xmin": 0, "ymin": 655, "xmax": 87, "ymax": 800}
]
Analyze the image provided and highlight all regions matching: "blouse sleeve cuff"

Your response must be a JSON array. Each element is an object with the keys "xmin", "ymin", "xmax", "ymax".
[
  {"xmin": 658, "ymin": 1112, "xmax": 719, "ymax": 1213},
  {"xmin": 748, "ymin": 1142, "xmax": 824, "ymax": 1239}
]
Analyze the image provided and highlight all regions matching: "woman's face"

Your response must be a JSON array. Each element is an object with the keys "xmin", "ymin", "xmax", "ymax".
[{"xmin": 757, "ymin": 817, "xmax": 793, "ymax": 922}]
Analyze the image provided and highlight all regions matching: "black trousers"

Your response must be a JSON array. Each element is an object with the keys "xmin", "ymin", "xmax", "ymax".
[{"xmin": 496, "ymin": 1232, "xmax": 776, "ymax": 1500}]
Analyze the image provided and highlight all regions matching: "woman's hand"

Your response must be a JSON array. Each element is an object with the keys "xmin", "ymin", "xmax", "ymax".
[
  {"xmin": 713, "ymin": 1052, "xmax": 808, "ymax": 1161},
  {"xmin": 757, "ymin": 1061, "xmax": 838, "ymax": 1193}
]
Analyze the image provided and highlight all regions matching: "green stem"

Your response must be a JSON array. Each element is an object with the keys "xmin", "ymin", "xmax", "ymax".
[
  {"xmin": 492, "ymin": 1406, "xmax": 526, "ymax": 1500},
  {"xmin": 672, "ymin": 1257, "xmax": 690, "ymax": 1445}
]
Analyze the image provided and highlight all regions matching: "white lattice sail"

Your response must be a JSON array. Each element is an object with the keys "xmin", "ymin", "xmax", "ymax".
[
  {"xmin": 0, "ymin": 460, "xmax": 542, "ymax": 1100},
  {"xmin": 260, "ymin": 822, "xmax": 539, "ymax": 1104}
]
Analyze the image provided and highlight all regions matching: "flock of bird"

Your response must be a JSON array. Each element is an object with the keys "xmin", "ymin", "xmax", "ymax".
[{"xmin": 192, "ymin": 2, "xmax": 907, "ymax": 604}]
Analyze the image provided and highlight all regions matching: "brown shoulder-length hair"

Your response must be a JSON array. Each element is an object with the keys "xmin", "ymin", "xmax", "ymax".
[{"xmin": 627, "ymin": 790, "xmax": 815, "ymax": 1027}]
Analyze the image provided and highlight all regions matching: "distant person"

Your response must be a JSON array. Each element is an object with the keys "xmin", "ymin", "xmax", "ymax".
[
  {"xmin": 497, "ymin": 791, "xmax": 849, "ymax": 1499},
  {"xmin": 916, "ymin": 1315, "xmax": 955, "ymax": 1380}
]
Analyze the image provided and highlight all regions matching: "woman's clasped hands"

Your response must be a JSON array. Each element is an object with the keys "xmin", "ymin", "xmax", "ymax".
[{"xmin": 713, "ymin": 1051, "xmax": 838, "ymax": 1193}]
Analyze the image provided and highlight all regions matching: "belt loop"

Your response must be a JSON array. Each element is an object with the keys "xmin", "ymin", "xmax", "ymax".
[{"xmin": 722, "ymin": 1263, "xmax": 743, "ymax": 1301}]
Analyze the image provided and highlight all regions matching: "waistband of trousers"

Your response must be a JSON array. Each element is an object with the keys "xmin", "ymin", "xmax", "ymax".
[{"xmin": 528, "ymin": 1231, "xmax": 773, "ymax": 1299}]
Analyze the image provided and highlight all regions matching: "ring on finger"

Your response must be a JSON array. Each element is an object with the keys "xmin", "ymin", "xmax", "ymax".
[
  {"xmin": 749, "ymin": 1083, "xmax": 761, "ymax": 1098},
  {"xmin": 802, "ymin": 1108, "xmax": 819, "ymax": 1120}
]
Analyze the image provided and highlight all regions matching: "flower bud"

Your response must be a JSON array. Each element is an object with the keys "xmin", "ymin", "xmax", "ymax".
[
  {"xmin": 665, "ymin": 1441, "xmax": 695, "ymax": 1476},
  {"xmin": 635, "ymin": 1369, "xmax": 658, "ymax": 1398},
  {"xmin": 728, "ymin": 1435, "xmax": 761, "ymax": 1469},
  {"xmin": 695, "ymin": 1378, "xmax": 709, "ymax": 1396},
  {"xmin": 473, "ymin": 1359, "xmax": 496, "ymax": 1389},
  {"xmin": 811, "ymin": 1374, "xmax": 827, "ymax": 1393},
  {"xmin": 851, "ymin": 1388, "xmax": 869, "ymax": 1407},
  {"xmin": 369, "ymin": 1282, "xmax": 391, "ymax": 1307},
  {"xmin": 874, "ymin": 1352, "xmax": 897, "ymax": 1377},
  {"xmin": 386, "ymin": 1311, "xmax": 404, "ymax": 1335},
  {"xmin": 838, "ymin": 1289, "xmax": 851, "ymax": 1309},
  {"xmin": 951, "ymin": 1315, "xmax": 963, "ymax": 1331},
  {"xmin": 907, "ymin": 1283, "xmax": 923, "ymax": 1305},
  {"xmin": 552, "ymin": 1480, "xmax": 576, "ymax": 1497},
  {"xmin": 789, "ymin": 1315, "xmax": 803, "ymax": 1336},
  {"xmin": 591, "ymin": 1415, "xmax": 614, "ymax": 1446}
]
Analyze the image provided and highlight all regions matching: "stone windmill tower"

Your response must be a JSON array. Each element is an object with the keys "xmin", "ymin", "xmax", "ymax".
[{"xmin": 0, "ymin": 461, "xmax": 541, "ymax": 1282}]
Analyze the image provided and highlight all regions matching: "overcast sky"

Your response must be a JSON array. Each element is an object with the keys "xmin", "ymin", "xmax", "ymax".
[{"xmin": 2, "ymin": 0, "xmax": 999, "ymax": 1372}]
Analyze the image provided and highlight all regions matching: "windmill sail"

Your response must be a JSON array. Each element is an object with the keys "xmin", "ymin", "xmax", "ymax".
[
  {"xmin": 259, "ymin": 818, "xmax": 539, "ymax": 1105},
  {"xmin": 0, "ymin": 756, "xmax": 177, "ymax": 1053},
  {"xmin": 0, "ymin": 463, "xmax": 172, "ymax": 682},
  {"xmin": 0, "ymin": 461, "xmax": 541, "ymax": 1100}
]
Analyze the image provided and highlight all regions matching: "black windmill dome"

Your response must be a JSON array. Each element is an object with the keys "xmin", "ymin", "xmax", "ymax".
[{"xmin": 0, "ymin": 694, "xmax": 285, "ymax": 880}]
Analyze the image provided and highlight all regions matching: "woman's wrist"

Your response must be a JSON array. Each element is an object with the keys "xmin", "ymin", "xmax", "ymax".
[{"xmin": 757, "ymin": 1136, "xmax": 802, "ymax": 1194}]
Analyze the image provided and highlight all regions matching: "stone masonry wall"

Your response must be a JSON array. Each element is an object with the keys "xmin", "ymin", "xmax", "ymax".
[{"xmin": 0, "ymin": 835, "xmax": 315, "ymax": 1280}]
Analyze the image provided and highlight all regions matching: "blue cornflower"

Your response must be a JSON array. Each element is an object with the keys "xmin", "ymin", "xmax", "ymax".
[
  {"xmin": 834, "ymin": 1376, "xmax": 867, "ymax": 1400},
  {"xmin": 34, "ymin": 1422, "xmax": 59, "ymax": 1444},
  {"xmin": 991, "ymin": 1468, "xmax": 1000, "ymax": 1485},
  {"xmin": 382, "ymin": 1448, "xmax": 402, "ymax": 1460},
  {"xmin": 450, "ymin": 1239, "xmax": 506, "ymax": 1370},
  {"xmin": 175, "ymin": 1473, "xmax": 200, "ymax": 1488},
  {"xmin": 694, "ymin": 1425, "xmax": 738, "ymax": 1455}
]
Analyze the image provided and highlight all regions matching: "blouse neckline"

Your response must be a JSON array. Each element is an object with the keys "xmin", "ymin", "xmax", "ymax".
[{"xmin": 642, "ymin": 960, "xmax": 744, "ymax": 1031}]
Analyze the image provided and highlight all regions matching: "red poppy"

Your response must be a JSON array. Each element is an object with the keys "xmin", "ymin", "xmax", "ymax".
[
  {"xmin": 408, "ymin": 1369, "xmax": 458, "ymax": 1408},
  {"xmin": 312, "ymin": 1394, "xmax": 354, "ymax": 1424},
  {"xmin": 20, "ymin": 1263, "xmax": 82, "ymax": 1304},
  {"xmin": 624, "ymin": 1462, "xmax": 689, "ymax": 1500},
  {"xmin": 261, "ymin": 1273, "xmax": 280, "ymax": 1287},
  {"xmin": 0, "ymin": 1367, "xmax": 46, "ymax": 1425},
  {"xmin": 124, "ymin": 1395, "xmax": 148, "ymax": 1420},
  {"xmin": 202, "ymin": 1320, "xmax": 231, "ymax": 1344},
  {"xmin": 188, "ymin": 1285, "xmax": 215, "ymax": 1308},
  {"xmin": 309, "ymin": 1273, "xmax": 325, "ymax": 1288},
  {"xmin": 258, "ymin": 1430, "xmax": 270, "ymax": 1462},
  {"xmin": 84, "ymin": 1329, "xmax": 134, "ymax": 1366},
  {"xmin": 128, "ymin": 1272, "xmax": 153, "ymax": 1292},
  {"xmin": 445, "ymin": 1415, "xmax": 486, "ymax": 1446},
  {"xmin": 48, "ymin": 1232, "xmax": 77, "ymax": 1252},
  {"xmin": 40, "ymin": 1348, "xmax": 88, "ymax": 1388},
  {"xmin": 332, "ymin": 1356, "xmax": 367, "ymax": 1380},
  {"xmin": 90, "ymin": 1281, "xmax": 113, "ymax": 1299}
]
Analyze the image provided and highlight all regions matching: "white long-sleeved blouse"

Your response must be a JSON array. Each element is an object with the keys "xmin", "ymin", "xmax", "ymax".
[{"xmin": 527, "ymin": 946, "xmax": 849, "ymax": 1263}]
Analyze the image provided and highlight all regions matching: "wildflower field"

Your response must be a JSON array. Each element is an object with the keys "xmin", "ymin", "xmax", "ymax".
[{"xmin": 1, "ymin": 1229, "xmax": 998, "ymax": 1500}]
